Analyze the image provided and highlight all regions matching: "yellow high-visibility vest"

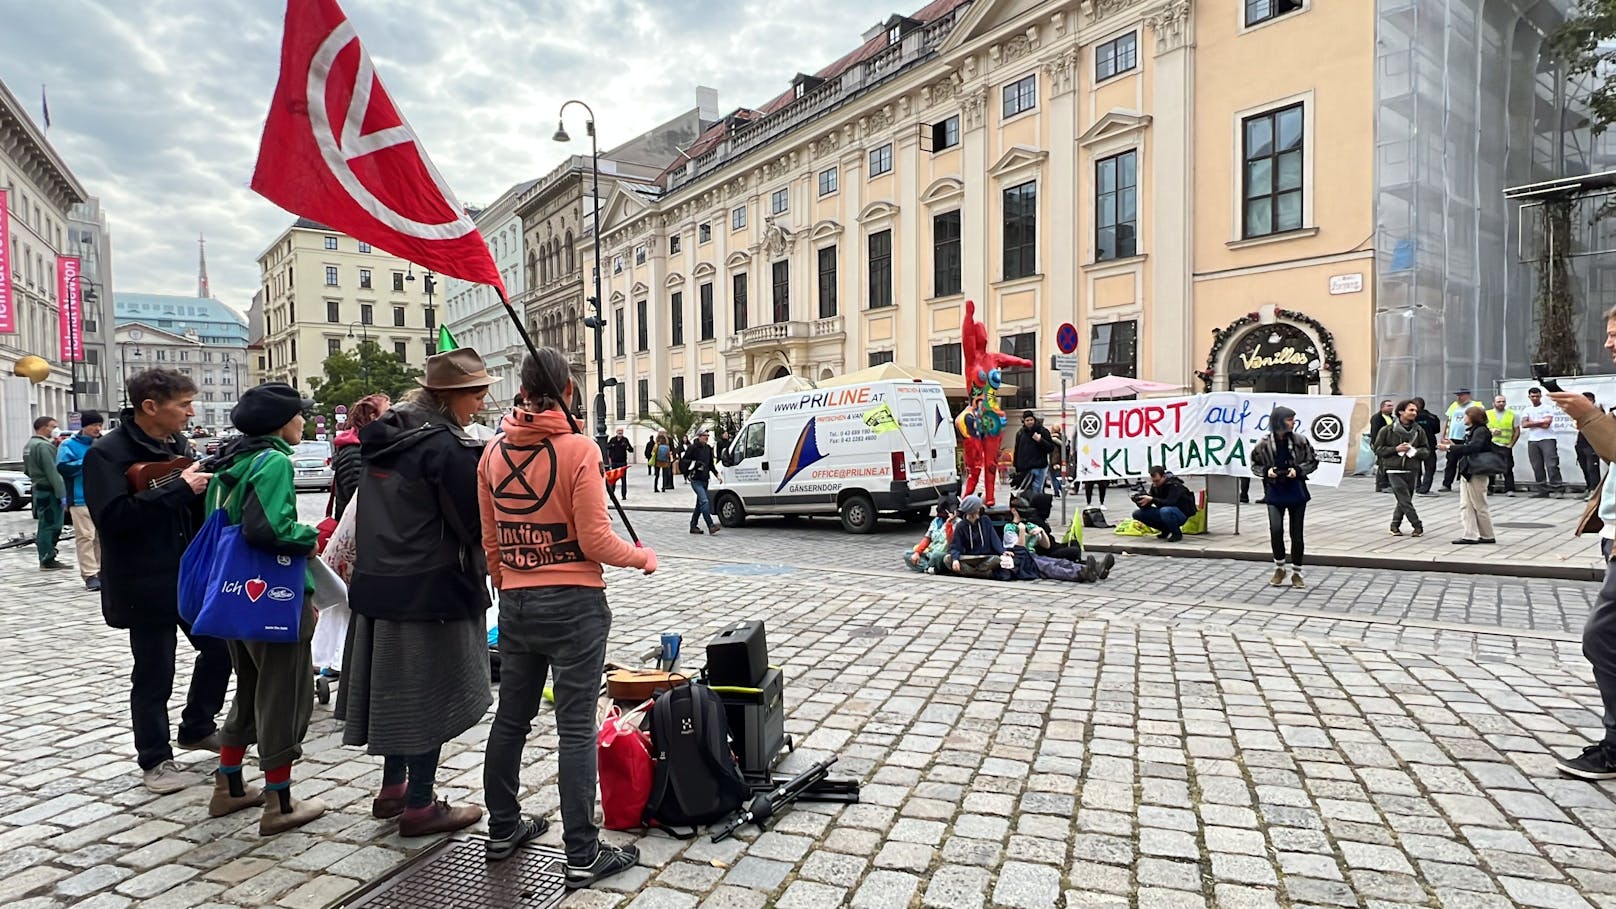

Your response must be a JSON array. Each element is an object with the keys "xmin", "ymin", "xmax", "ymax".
[{"xmin": 1487, "ymin": 409, "xmax": 1517, "ymax": 447}]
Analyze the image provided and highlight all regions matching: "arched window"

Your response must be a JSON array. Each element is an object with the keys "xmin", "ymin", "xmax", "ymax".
[
  {"xmin": 539, "ymin": 248, "xmax": 549, "ymax": 285},
  {"xmin": 566, "ymin": 306, "xmax": 578, "ymax": 348},
  {"xmin": 565, "ymin": 232, "xmax": 575, "ymax": 274}
]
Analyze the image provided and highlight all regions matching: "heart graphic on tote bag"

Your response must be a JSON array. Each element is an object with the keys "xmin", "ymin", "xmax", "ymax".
[{"xmin": 244, "ymin": 578, "xmax": 268, "ymax": 603}]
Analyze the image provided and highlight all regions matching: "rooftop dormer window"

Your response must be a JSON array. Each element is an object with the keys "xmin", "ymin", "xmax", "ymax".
[{"xmin": 888, "ymin": 24, "xmax": 901, "ymax": 44}]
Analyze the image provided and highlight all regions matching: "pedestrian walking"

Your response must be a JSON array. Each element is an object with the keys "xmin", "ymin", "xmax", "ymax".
[
  {"xmin": 340, "ymin": 348, "xmax": 496, "ymax": 837},
  {"xmin": 1439, "ymin": 405, "xmax": 1501, "ymax": 545},
  {"xmin": 1522, "ymin": 386, "xmax": 1564, "ymax": 496},
  {"xmin": 1372, "ymin": 400, "xmax": 1428, "ymax": 537},
  {"xmin": 643, "ymin": 436, "xmax": 656, "ymax": 481},
  {"xmin": 1440, "ymin": 388, "xmax": 1476, "ymax": 492},
  {"xmin": 477, "ymin": 347, "xmax": 653, "ymax": 884},
  {"xmin": 654, "ymin": 433, "xmax": 675, "ymax": 492},
  {"xmin": 1578, "ymin": 393, "xmax": 1602, "ymax": 500},
  {"xmin": 24, "ymin": 415, "xmax": 67, "ymax": 571},
  {"xmin": 55, "ymin": 410, "xmax": 105, "ymax": 589},
  {"xmin": 1413, "ymin": 397, "xmax": 1442, "ymax": 495},
  {"xmin": 331, "ymin": 393, "xmax": 390, "ymax": 521},
  {"xmin": 606, "ymin": 428, "xmax": 633, "ymax": 499},
  {"xmin": 1550, "ymin": 312, "xmax": 1616, "ymax": 777},
  {"xmin": 1487, "ymin": 394, "xmax": 1520, "ymax": 496},
  {"xmin": 1250, "ymin": 406, "xmax": 1317, "ymax": 588},
  {"xmin": 1368, "ymin": 399, "xmax": 1395, "ymax": 493},
  {"xmin": 204, "ymin": 384, "xmax": 325, "ymax": 833},
  {"xmin": 83, "ymin": 369, "xmax": 231, "ymax": 793},
  {"xmin": 683, "ymin": 428, "xmax": 721, "ymax": 535},
  {"xmin": 672, "ymin": 435, "xmax": 688, "ymax": 486}
]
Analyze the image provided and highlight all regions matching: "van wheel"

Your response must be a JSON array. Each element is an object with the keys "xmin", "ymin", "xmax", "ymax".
[
  {"xmin": 839, "ymin": 494, "xmax": 877, "ymax": 534},
  {"xmin": 716, "ymin": 494, "xmax": 747, "ymax": 528}
]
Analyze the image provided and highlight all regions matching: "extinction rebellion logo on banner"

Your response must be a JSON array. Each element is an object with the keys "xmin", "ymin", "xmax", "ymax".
[{"xmin": 1072, "ymin": 393, "xmax": 1358, "ymax": 486}]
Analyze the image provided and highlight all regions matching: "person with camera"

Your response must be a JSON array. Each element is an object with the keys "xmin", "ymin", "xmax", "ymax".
[{"xmin": 1130, "ymin": 466, "xmax": 1196, "ymax": 542}]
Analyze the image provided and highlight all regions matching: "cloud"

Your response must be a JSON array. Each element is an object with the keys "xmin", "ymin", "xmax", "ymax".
[{"xmin": 0, "ymin": 0, "xmax": 882, "ymax": 316}]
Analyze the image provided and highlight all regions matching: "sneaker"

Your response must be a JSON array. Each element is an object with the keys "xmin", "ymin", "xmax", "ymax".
[
  {"xmin": 1390, "ymin": 527, "xmax": 1403, "ymax": 536},
  {"xmin": 689, "ymin": 527, "xmax": 705, "ymax": 535},
  {"xmin": 566, "ymin": 842, "xmax": 640, "ymax": 889},
  {"xmin": 142, "ymin": 760, "xmax": 197, "ymax": 794},
  {"xmin": 40, "ymin": 559, "xmax": 67, "ymax": 571},
  {"xmin": 1098, "ymin": 553, "xmax": 1116, "ymax": 580},
  {"xmin": 1155, "ymin": 531, "xmax": 1171, "ymax": 540},
  {"xmin": 1556, "ymin": 743, "xmax": 1616, "ymax": 780},
  {"xmin": 1167, "ymin": 530, "xmax": 1184, "ymax": 542},
  {"xmin": 1270, "ymin": 567, "xmax": 1287, "ymax": 587},
  {"xmin": 486, "ymin": 816, "xmax": 550, "ymax": 862},
  {"xmin": 1411, "ymin": 528, "xmax": 1424, "ymax": 538},
  {"xmin": 708, "ymin": 525, "xmax": 720, "ymax": 535},
  {"xmin": 1290, "ymin": 570, "xmax": 1305, "ymax": 589},
  {"xmin": 85, "ymin": 574, "xmax": 101, "ymax": 591},
  {"xmin": 177, "ymin": 734, "xmax": 222, "ymax": 753}
]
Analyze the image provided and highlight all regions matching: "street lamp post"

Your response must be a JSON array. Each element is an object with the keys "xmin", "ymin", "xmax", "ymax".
[
  {"xmin": 347, "ymin": 321, "xmax": 371, "ymax": 388},
  {"xmin": 554, "ymin": 99, "xmax": 611, "ymax": 455},
  {"xmin": 116, "ymin": 340, "xmax": 142, "ymax": 408},
  {"xmin": 407, "ymin": 267, "xmax": 438, "ymax": 363}
]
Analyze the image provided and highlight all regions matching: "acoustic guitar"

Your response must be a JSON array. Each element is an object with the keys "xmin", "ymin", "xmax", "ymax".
[
  {"xmin": 605, "ymin": 668, "xmax": 686, "ymax": 702},
  {"xmin": 125, "ymin": 457, "xmax": 194, "ymax": 493}
]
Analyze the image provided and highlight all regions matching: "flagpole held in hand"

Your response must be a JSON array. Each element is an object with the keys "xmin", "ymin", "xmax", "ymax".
[{"xmin": 494, "ymin": 287, "xmax": 640, "ymax": 546}]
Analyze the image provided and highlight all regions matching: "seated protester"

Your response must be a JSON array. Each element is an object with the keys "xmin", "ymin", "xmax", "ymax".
[
  {"xmin": 906, "ymin": 499, "xmax": 956, "ymax": 574},
  {"xmin": 1131, "ymin": 465, "xmax": 1196, "ymax": 542},
  {"xmin": 1025, "ymin": 494, "xmax": 1114, "ymax": 581},
  {"xmin": 946, "ymin": 495, "xmax": 1007, "ymax": 579}
]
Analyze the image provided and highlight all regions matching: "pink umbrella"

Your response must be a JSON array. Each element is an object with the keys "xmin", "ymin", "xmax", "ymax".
[{"xmin": 1044, "ymin": 374, "xmax": 1185, "ymax": 402}]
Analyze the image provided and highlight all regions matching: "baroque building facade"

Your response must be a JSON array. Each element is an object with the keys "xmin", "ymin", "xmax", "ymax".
[
  {"xmin": 443, "ymin": 178, "xmax": 537, "ymax": 416},
  {"xmin": 592, "ymin": 0, "xmax": 1581, "ymax": 431}
]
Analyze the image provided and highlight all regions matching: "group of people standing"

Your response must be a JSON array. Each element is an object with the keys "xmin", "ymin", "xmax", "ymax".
[
  {"xmin": 81, "ymin": 346, "xmax": 653, "ymax": 889},
  {"xmin": 21, "ymin": 409, "xmax": 107, "ymax": 588}
]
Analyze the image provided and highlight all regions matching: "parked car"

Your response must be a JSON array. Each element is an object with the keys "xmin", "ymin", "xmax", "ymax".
[
  {"xmin": 291, "ymin": 440, "xmax": 333, "ymax": 492},
  {"xmin": 0, "ymin": 469, "xmax": 32, "ymax": 511}
]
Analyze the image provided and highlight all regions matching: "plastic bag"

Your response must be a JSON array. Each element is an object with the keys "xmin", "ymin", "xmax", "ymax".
[{"xmin": 599, "ymin": 700, "xmax": 655, "ymax": 830}]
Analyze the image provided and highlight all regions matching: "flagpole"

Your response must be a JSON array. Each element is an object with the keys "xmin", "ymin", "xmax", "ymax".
[{"xmin": 495, "ymin": 286, "xmax": 640, "ymax": 545}]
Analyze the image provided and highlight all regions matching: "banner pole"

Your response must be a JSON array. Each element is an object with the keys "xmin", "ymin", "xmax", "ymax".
[
  {"xmin": 495, "ymin": 287, "xmax": 640, "ymax": 545},
  {"xmin": 1060, "ymin": 377, "xmax": 1069, "ymax": 529}
]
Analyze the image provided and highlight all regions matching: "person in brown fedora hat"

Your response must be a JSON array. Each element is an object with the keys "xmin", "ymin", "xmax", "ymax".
[{"xmin": 339, "ymin": 347, "xmax": 496, "ymax": 837}]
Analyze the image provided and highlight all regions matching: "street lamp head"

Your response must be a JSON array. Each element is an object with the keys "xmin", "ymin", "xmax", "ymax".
[{"xmin": 552, "ymin": 121, "xmax": 570, "ymax": 143}]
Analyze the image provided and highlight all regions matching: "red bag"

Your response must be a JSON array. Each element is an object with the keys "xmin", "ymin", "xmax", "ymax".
[
  {"xmin": 598, "ymin": 700, "xmax": 654, "ymax": 830},
  {"xmin": 315, "ymin": 486, "xmax": 337, "ymax": 555}
]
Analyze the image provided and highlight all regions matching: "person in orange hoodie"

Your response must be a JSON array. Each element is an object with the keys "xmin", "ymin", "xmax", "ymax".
[{"xmin": 477, "ymin": 346, "xmax": 657, "ymax": 886}]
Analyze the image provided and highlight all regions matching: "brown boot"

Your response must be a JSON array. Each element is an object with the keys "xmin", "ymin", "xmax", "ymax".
[
  {"xmin": 399, "ymin": 798, "xmax": 482, "ymax": 838},
  {"xmin": 259, "ymin": 787, "xmax": 327, "ymax": 836},
  {"xmin": 208, "ymin": 771, "xmax": 264, "ymax": 818}
]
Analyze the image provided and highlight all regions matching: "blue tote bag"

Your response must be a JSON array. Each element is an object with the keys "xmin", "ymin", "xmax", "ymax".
[
  {"xmin": 177, "ymin": 506, "xmax": 228, "ymax": 625},
  {"xmin": 190, "ymin": 451, "xmax": 307, "ymax": 643}
]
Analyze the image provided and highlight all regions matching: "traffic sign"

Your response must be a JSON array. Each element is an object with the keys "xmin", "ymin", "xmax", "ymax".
[
  {"xmin": 1056, "ymin": 322, "xmax": 1079, "ymax": 355},
  {"xmin": 1051, "ymin": 353, "xmax": 1080, "ymax": 381}
]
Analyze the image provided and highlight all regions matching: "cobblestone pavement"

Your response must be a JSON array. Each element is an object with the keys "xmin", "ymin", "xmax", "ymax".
[{"xmin": 0, "ymin": 500, "xmax": 1613, "ymax": 908}]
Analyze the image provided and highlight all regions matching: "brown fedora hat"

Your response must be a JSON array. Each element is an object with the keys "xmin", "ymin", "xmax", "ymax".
[{"xmin": 418, "ymin": 348, "xmax": 498, "ymax": 390}]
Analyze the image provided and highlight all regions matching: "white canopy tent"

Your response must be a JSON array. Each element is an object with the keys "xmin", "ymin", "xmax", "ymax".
[{"xmin": 689, "ymin": 374, "xmax": 816, "ymax": 409}]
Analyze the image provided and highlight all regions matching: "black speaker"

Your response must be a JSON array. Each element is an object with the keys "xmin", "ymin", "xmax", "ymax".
[{"xmin": 705, "ymin": 619, "xmax": 768, "ymax": 687}]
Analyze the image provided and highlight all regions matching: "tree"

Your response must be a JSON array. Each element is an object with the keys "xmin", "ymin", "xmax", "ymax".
[
  {"xmin": 307, "ymin": 341, "xmax": 422, "ymax": 437},
  {"xmin": 638, "ymin": 390, "xmax": 716, "ymax": 443},
  {"xmin": 1552, "ymin": 2, "xmax": 1616, "ymax": 140}
]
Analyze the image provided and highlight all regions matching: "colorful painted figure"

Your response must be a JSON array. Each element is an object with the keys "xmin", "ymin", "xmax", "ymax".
[{"xmin": 955, "ymin": 299, "xmax": 1034, "ymax": 506}]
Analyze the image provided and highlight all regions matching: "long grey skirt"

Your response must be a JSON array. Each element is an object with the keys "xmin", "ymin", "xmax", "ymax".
[{"xmin": 335, "ymin": 612, "xmax": 492, "ymax": 756}]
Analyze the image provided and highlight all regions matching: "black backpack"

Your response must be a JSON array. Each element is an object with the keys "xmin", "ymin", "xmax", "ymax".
[{"xmin": 643, "ymin": 682, "xmax": 749, "ymax": 832}]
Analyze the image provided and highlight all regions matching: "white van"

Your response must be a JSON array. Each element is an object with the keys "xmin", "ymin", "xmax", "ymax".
[{"xmin": 714, "ymin": 380, "xmax": 959, "ymax": 533}]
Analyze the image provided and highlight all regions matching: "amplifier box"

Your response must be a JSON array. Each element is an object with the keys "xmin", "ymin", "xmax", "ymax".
[
  {"xmin": 705, "ymin": 619, "xmax": 768, "ymax": 688},
  {"xmin": 706, "ymin": 667, "xmax": 786, "ymax": 776}
]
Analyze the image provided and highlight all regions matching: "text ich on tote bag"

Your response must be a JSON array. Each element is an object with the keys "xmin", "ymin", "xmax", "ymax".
[{"xmin": 182, "ymin": 450, "xmax": 307, "ymax": 643}]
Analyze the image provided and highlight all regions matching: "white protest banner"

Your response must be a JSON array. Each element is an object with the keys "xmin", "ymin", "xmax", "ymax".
[{"xmin": 1068, "ymin": 393, "xmax": 1360, "ymax": 486}]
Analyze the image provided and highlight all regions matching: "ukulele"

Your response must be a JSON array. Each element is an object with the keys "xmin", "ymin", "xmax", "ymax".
[{"xmin": 125, "ymin": 457, "xmax": 195, "ymax": 493}]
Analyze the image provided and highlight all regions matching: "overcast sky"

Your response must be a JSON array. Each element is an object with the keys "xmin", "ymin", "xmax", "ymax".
[{"xmin": 0, "ymin": 0, "xmax": 885, "ymax": 319}]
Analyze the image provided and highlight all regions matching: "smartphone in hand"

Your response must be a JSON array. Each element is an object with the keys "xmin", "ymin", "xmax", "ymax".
[{"xmin": 1532, "ymin": 362, "xmax": 1563, "ymax": 393}]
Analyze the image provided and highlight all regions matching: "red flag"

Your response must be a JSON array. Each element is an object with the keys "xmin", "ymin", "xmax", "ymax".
[
  {"xmin": 604, "ymin": 466, "xmax": 629, "ymax": 485},
  {"xmin": 250, "ymin": 0, "xmax": 505, "ymax": 294}
]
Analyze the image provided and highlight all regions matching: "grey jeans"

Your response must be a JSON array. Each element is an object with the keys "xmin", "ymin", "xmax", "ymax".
[
  {"xmin": 1589, "ymin": 542, "xmax": 1616, "ymax": 745},
  {"xmin": 1388, "ymin": 471, "xmax": 1421, "ymax": 532},
  {"xmin": 484, "ymin": 586, "xmax": 610, "ymax": 862},
  {"xmin": 1529, "ymin": 439, "xmax": 1563, "ymax": 490}
]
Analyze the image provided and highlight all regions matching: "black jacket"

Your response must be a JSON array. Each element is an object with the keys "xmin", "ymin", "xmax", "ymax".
[
  {"xmin": 1013, "ymin": 421, "xmax": 1057, "ymax": 473},
  {"xmin": 1373, "ymin": 420, "xmax": 1430, "ymax": 473},
  {"xmin": 83, "ymin": 412, "xmax": 203, "ymax": 629},
  {"xmin": 682, "ymin": 440, "xmax": 716, "ymax": 483},
  {"xmin": 1147, "ymin": 475, "xmax": 1197, "ymax": 516},
  {"xmin": 606, "ymin": 435, "xmax": 633, "ymax": 467},
  {"xmin": 1414, "ymin": 411, "xmax": 1442, "ymax": 454},
  {"xmin": 331, "ymin": 442, "xmax": 363, "ymax": 520},
  {"xmin": 1448, "ymin": 423, "xmax": 1500, "ymax": 478},
  {"xmin": 347, "ymin": 402, "xmax": 489, "ymax": 623}
]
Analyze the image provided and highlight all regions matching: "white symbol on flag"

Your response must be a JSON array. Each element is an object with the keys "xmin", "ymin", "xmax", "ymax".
[{"xmin": 306, "ymin": 20, "xmax": 476, "ymax": 241}]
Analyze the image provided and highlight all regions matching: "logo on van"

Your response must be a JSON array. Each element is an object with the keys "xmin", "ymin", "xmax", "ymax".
[{"xmin": 774, "ymin": 418, "xmax": 828, "ymax": 493}]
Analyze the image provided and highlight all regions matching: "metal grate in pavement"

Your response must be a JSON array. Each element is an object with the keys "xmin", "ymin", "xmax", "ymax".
[{"xmin": 333, "ymin": 834, "xmax": 568, "ymax": 909}]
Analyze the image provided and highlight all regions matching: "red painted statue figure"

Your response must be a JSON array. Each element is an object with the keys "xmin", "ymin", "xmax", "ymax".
[{"xmin": 954, "ymin": 299, "xmax": 1034, "ymax": 506}]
